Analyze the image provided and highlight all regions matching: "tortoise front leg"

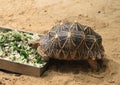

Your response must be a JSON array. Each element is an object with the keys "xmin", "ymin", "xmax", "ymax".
[
  {"xmin": 37, "ymin": 46, "xmax": 49, "ymax": 62},
  {"xmin": 87, "ymin": 59, "xmax": 100, "ymax": 72}
]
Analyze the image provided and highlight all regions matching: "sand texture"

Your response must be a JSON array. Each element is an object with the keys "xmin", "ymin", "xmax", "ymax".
[{"xmin": 0, "ymin": 0, "xmax": 120, "ymax": 85}]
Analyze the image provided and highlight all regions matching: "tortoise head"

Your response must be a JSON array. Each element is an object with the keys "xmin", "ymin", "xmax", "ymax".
[
  {"xmin": 28, "ymin": 38, "xmax": 41, "ymax": 49},
  {"xmin": 28, "ymin": 34, "xmax": 50, "ymax": 61}
]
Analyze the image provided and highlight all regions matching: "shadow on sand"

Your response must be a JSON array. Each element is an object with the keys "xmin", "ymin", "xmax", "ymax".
[{"xmin": 46, "ymin": 58, "xmax": 109, "ymax": 75}]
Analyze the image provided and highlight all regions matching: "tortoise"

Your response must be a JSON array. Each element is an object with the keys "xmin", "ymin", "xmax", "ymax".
[{"xmin": 29, "ymin": 22, "xmax": 105, "ymax": 71}]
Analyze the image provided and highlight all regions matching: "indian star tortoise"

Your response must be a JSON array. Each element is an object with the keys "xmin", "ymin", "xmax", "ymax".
[{"xmin": 29, "ymin": 22, "xmax": 105, "ymax": 71}]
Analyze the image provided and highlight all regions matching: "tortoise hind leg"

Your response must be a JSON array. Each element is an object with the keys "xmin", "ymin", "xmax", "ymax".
[{"xmin": 87, "ymin": 59, "xmax": 100, "ymax": 72}]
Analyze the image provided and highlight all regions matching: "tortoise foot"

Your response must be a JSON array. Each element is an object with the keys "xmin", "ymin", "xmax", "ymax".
[{"xmin": 87, "ymin": 59, "xmax": 101, "ymax": 72}]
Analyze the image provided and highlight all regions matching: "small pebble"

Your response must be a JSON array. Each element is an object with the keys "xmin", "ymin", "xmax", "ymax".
[{"xmin": 98, "ymin": 11, "xmax": 101, "ymax": 14}]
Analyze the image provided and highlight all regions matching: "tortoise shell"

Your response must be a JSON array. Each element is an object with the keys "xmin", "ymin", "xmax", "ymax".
[{"xmin": 38, "ymin": 22, "xmax": 104, "ymax": 60}]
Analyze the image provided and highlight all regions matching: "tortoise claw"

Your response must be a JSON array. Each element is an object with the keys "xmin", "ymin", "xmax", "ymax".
[{"xmin": 41, "ymin": 56, "xmax": 49, "ymax": 62}]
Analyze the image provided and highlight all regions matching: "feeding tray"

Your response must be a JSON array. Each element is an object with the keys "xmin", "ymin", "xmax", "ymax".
[{"xmin": 0, "ymin": 26, "xmax": 48, "ymax": 77}]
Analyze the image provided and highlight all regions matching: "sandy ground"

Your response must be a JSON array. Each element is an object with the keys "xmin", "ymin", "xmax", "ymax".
[{"xmin": 0, "ymin": 0, "xmax": 120, "ymax": 85}]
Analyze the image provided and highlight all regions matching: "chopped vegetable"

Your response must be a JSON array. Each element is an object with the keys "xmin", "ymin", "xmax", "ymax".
[{"xmin": 0, "ymin": 30, "xmax": 45, "ymax": 67}]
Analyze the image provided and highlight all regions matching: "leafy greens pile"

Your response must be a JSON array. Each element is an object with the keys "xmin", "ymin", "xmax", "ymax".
[{"xmin": 0, "ymin": 30, "xmax": 45, "ymax": 67}]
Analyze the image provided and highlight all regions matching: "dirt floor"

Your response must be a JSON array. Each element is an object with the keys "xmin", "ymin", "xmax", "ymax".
[{"xmin": 0, "ymin": 0, "xmax": 120, "ymax": 85}]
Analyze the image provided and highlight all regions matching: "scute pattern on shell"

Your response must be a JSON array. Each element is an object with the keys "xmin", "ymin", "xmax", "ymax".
[{"xmin": 39, "ymin": 22, "xmax": 104, "ymax": 60}]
